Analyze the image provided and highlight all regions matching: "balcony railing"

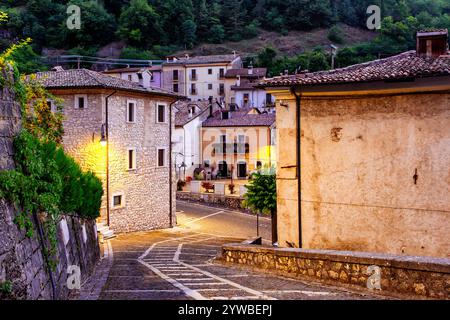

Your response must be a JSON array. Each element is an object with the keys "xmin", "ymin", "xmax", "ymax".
[
  {"xmin": 217, "ymin": 88, "xmax": 225, "ymax": 96},
  {"xmin": 190, "ymin": 74, "xmax": 197, "ymax": 81},
  {"xmin": 217, "ymin": 73, "xmax": 225, "ymax": 79},
  {"xmin": 190, "ymin": 89, "xmax": 197, "ymax": 95},
  {"xmin": 212, "ymin": 143, "xmax": 249, "ymax": 155}
]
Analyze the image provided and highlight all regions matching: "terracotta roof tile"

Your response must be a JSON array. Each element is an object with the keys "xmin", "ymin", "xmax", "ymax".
[
  {"xmin": 202, "ymin": 108, "xmax": 275, "ymax": 127},
  {"xmin": 260, "ymin": 51, "xmax": 450, "ymax": 87},
  {"xmin": 163, "ymin": 54, "xmax": 239, "ymax": 66},
  {"xmin": 33, "ymin": 69, "xmax": 182, "ymax": 98},
  {"xmin": 175, "ymin": 100, "xmax": 211, "ymax": 127}
]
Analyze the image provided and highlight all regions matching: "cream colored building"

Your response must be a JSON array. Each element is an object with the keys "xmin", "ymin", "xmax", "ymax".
[
  {"xmin": 200, "ymin": 107, "xmax": 276, "ymax": 179},
  {"xmin": 261, "ymin": 30, "xmax": 450, "ymax": 258},
  {"xmin": 162, "ymin": 54, "xmax": 242, "ymax": 102},
  {"xmin": 36, "ymin": 68, "xmax": 182, "ymax": 233}
]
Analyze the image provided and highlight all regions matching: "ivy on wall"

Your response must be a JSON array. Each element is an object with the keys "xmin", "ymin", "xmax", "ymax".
[{"xmin": 0, "ymin": 18, "xmax": 103, "ymax": 270}]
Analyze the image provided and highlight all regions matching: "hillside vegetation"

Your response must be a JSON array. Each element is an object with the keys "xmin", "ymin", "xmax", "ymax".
[{"xmin": 1, "ymin": 0, "xmax": 450, "ymax": 75}]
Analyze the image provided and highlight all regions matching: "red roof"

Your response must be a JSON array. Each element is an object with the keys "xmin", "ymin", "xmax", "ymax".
[{"xmin": 260, "ymin": 50, "xmax": 450, "ymax": 87}]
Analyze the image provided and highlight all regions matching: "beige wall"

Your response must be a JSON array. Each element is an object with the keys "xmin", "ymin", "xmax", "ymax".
[
  {"xmin": 52, "ymin": 89, "xmax": 176, "ymax": 233},
  {"xmin": 272, "ymin": 88, "xmax": 450, "ymax": 258},
  {"xmin": 201, "ymin": 126, "xmax": 275, "ymax": 178}
]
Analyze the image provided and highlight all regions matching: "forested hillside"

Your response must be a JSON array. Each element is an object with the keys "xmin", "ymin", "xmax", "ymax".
[{"xmin": 1, "ymin": 0, "xmax": 450, "ymax": 75}]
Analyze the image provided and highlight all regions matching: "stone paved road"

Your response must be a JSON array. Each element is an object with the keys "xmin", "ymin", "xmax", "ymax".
[{"xmin": 91, "ymin": 228, "xmax": 384, "ymax": 300}]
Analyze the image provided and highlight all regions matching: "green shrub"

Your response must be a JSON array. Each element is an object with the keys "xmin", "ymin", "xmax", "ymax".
[
  {"xmin": 243, "ymin": 168, "xmax": 276, "ymax": 215},
  {"xmin": 0, "ymin": 130, "xmax": 103, "ymax": 266},
  {"xmin": 328, "ymin": 25, "xmax": 344, "ymax": 44}
]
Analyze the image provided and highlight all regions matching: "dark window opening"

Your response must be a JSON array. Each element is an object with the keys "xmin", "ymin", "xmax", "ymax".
[
  {"xmin": 157, "ymin": 105, "xmax": 166, "ymax": 123},
  {"xmin": 158, "ymin": 149, "xmax": 165, "ymax": 167},
  {"xmin": 113, "ymin": 195, "xmax": 122, "ymax": 207},
  {"xmin": 78, "ymin": 97, "xmax": 85, "ymax": 109}
]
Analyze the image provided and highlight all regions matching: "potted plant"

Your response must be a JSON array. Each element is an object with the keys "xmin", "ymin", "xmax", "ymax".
[
  {"xmin": 177, "ymin": 180, "xmax": 186, "ymax": 191},
  {"xmin": 201, "ymin": 182, "xmax": 214, "ymax": 193},
  {"xmin": 228, "ymin": 183, "xmax": 235, "ymax": 194}
]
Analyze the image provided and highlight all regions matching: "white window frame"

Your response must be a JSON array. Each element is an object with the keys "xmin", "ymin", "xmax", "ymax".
[
  {"xmin": 74, "ymin": 94, "xmax": 88, "ymax": 109},
  {"xmin": 46, "ymin": 99, "xmax": 57, "ymax": 113},
  {"xmin": 111, "ymin": 193, "xmax": 125, "ymax": 209},
  {"xmin": 126, "ymin": 100, "xmax": 136, "ymax": 123},
  {"xmin": 156, "ymin": 102, "xmax": 168, "ymax": 124},
  {"xmin": 156, "ymin": 147, "xmax": 167, "ymax": 167},
  {"xmin": 127, "ymin": 148, "xmax": 137, "ymax": 171}
]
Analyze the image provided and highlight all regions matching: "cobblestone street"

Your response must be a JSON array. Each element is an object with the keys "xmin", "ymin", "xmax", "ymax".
[{"xmin": 79, "ymin": 229, "xmax": 385, "ymax": 300}]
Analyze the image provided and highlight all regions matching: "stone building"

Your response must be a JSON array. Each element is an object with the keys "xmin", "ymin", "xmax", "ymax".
[
  {"xmin": 224, "ymin": 67, "xmax": 275, "ymax": 109},
  {"xmin": 261, "ymin": 30, "xmax": 450, "ymax": 258},
  {"xmin": 35, "ymin": 68, "xmax": 182, "ymax": 233},
  {"xmin": 103, "ymin": 65, "xmax": 163, "ymax": 89},
  {"xmin": 162, "ymin": 54, "xmax": 242, "ymax": 101}
]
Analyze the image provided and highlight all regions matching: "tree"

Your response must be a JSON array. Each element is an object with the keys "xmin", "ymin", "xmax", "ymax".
[
  {"xmin": 243, "ymin": 169, "xmax": 277, "ymax": 244},
  {"xmin": 61, "ymin": 0, "xmax": 116, "ymax": 48},
  {"xmin": 256, "ymin": 46, "xmax": 277, "ymax": 71},
  {"xmin": 328, "ymin": 25, "xmax": 344, "ymax": 44},
  {"xmin": 208, "ymin": 24, "xmax": 225, "ymax": 43},
  {"xmin": 182, "ymin": 19, "xmax": 197, "ymax": 49},
  {"xmin": 117, "ymin": 0, "xmax": 162, "ymax": 48}
]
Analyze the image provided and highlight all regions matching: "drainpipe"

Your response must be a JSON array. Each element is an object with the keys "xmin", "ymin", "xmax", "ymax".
[
  {"xmin": 105, "ymin": 91, "xmax": 117, "ymax": 227},
  {"xmin": 169, "ymin": 99, "xmax": 178, "ymax": 228},
  {"xmin": 291, "ymin": 87, "xmax": 303, "ymax": 248}
]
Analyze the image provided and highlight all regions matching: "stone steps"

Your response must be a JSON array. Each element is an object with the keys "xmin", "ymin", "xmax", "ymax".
[{"xmin": 96, "ymin": 222, "xmax": 116, "ymax": 241}]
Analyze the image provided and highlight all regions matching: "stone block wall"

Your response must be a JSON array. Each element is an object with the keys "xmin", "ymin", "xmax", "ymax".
[
  {"xmin": 0, "ymin": 68, "xmax": 100, "ymax": 300},
  {"xmin": 220, "ymin": 244, "xmax": 450, "ymax": 299},
  {"xmin": 177, "ymin": 191, "xmax": 247, "ymax": 211},
  {"xmin": 0, "ymin": 203, "xmax": 100, "ymax": 300},
  {"xmin": 53, "ymin": 89, "xmax": 176, "ymax": 233}
]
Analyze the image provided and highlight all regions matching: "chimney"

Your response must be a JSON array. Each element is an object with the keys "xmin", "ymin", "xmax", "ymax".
[
  {"xmin": 232, "ymin": 50, "xmax": 237, "ymax": 58},
  {"xmin": 236, "ymin": 75, "xmax": 241, "ymax": 86},
  {"xmin": 185, "ymin": 53, "xmax": 190, "ymax": 60},
  {"xmin": 417, "ymin": 29, "xmax": 449, "ymax": 57},
  {"xmin": 248, "ymin": 63, "xmax": 253, "ymax": 75},
  {"xmin": 208, "ymin": 96, "xmax": 213, "ymax": 118}
]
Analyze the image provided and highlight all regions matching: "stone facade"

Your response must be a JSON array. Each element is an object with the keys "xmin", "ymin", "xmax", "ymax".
[
  {"xmin": 177, "ymin": 191, "xmax": 247, "ymax": 211},
  {"xmin": 0, "ymin": 199, "xmax": 100, "ymax": 300},
  {"xmin": 220, "ymin": 244, "xmax": 450, "ymax": 299},
  {"xmin": 50, "ymin": 88, "xmax": 177, "ymax": 233},
  {"xmin": 269, "ymin": 78, "xmax": 450, "ymax": 258}
]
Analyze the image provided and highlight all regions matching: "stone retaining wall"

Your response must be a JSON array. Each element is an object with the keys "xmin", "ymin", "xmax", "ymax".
[
  {"xmin": 0, "ymin": 66, "xmax": 100, "ymax": 299},
  {"xmin": 220, "ymin": 244, "xmax": 450, "ymax": 299},
  {"xmin": 177, "ymin": 191, "xmax": 246, "ymax": 211}
]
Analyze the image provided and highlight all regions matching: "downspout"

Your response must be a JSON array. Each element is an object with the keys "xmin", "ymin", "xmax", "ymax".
[
  {"xmin": 291, "ymin": 87, "xmax": 303, "ymax": 248},
  {"xmin": 105, "ymin": 91, "xmax": 117, "ymax": 227},
  {"xmin": 169, "ymin": 99, "xmax": 178, "ymax": 228}
]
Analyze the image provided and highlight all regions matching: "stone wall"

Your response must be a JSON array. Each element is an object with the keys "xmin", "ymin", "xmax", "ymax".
[
  {"xmin": 272, "ymin": 88, "xmax": 450, "ymax": 258},
  {"xmin": 0, "ymin": 68, "xmax": 100, "ymax": 299},
  {"xmin": 220, "ymin": 244, "xmax": 450, "ymax": 299},
  {"xmin": 52, "ymin": 89, "xmax": 176, "ymax": 233},
  {"xmin": 177, "ymin": 191, "xmax": 247, "ymax": 211},
  {"xmin": 0, "ymin": 203, "xmax": 100, "ymax": 300}
]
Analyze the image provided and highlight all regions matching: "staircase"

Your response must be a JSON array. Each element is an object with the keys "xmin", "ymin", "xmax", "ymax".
[{"xmin": 96, "ymin": 221, "xmax": 116, "ymax": 242}]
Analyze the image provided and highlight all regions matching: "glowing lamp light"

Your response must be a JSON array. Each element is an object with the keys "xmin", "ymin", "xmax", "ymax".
[{"xmin": 100, "ymin": 123, "xmax": 107, "ymax": 146}]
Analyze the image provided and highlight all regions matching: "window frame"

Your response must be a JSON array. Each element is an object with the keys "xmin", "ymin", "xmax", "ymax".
[
  {"xmin": 157, "ymin": 147, "xmax": 167, "ymax": 167},
  {"xmin": 126, "ymin": 100, "xmax": 136, "ymax": 123},
  {"xmin": 156, "ymin": 103, "xmax": 167, "ymax": 124},
  {"xmin": 127, "ymin": 148, "xmax": 137, "ymax": 171},
  {"xmin": 111, "ymin": 193, "xmax": 125, "ymax": 209},
  {"xmin": 74, "ymin": 94, "xmax": 88, "ymax": 109}
]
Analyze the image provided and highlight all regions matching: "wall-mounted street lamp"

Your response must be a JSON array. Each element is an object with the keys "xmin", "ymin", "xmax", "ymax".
[{"xmin": 100, "ymin": 123, "xmax": 107, "ymax": 147}]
